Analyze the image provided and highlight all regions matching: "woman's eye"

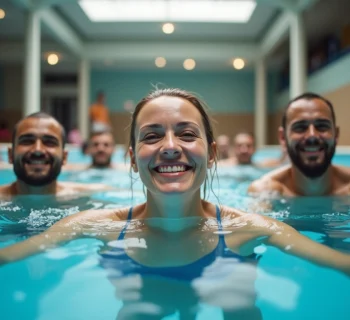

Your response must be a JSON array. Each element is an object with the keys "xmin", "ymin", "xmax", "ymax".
[
  {"xmin": 143, "ymin": 134, "xmax": 160, "ymax": 142},
  {"xmin": 180, "ymin": 131, "xmax": 197, "ymax": 139}
]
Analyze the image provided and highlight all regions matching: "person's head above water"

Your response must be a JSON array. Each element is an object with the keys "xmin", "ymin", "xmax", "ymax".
[
  {"xmin": 279, "ymin": 92, "xmax": 338, "ymax": 179},
  {"xmin": 216, "ymin": 134, "xmax": 231, "ymax": 160},
  {"xmin": 88, "ymin": 130, "xmax": 115, "ymax": 168},
  {"xmin": 248, "ymin": 93, "xmax": 347, "ymax": 197},
  {"xmin": 233, "ymin": 132, "xmax": 255, "ymax": 165},
  {"xmin": 8, "ymin": 112, "xmax": 68, "ymax": 187},
  {"xmin": 0, "ymin": 112, "xmax": 112, "ymax": 196},
  {"xmin": 128, "ymin": 88, "xmax": 217, "ymax": 197}
]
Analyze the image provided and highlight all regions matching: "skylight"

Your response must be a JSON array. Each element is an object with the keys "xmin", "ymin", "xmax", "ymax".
[{"xmin": 78, "ymin": 0, "xmax": 257, "ymax": 23}]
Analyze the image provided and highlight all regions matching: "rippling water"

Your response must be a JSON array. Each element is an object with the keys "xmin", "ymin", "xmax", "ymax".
[{"xmin": 1, "ymin": 149, "xmax": 350, "ymax": 319}]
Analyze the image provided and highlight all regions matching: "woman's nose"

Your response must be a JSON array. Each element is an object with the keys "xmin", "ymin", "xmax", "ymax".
[{"xmin": 160, "ymin": 134, "xmax": 181, "ymax": 158}]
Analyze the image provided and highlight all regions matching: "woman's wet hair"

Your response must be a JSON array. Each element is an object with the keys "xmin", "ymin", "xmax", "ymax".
[
  {"xmin": 127, "ymin": 88, "xmax": 219, "ymax": 200},
  {"xmin": 129, "ymin": 88, "xmax": 215, "ymax": 151}
]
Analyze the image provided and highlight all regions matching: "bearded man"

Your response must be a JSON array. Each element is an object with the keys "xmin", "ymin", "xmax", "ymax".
[
  {"xmin": 248, "ymin": 93, "xmax": 350, "ymax": 196},
  {"xmin": 0, "ymin": 112, "xmax": 111, "ymax": 197}
]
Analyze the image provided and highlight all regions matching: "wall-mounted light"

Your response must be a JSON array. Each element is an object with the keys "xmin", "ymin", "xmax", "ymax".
[
  {"xmin": 183, "ymin": 59, "xmax": 196, "ymax": 70},
  {"xmin": 162, "ymin": 23, "xmax": 174, "ymax": 34},
  {"xmin": 232, "ymin": 58, "xmax": 245, "ymax": 70},
  {"xmin": 0, "ymin": 9, "xmax": 6, "ymax": 19},
  {"xmin": 155, "ymin": 57, "xmax": 166, "ymax": 68},
  {"xmin": 47, "ymin": 53, "xmax": 59, "ymax": 65}
]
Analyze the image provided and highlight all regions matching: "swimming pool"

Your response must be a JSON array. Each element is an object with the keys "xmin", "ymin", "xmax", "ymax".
[{"xmin": 1, "ymin": 146, "xmax": 350, "ymax": 319}]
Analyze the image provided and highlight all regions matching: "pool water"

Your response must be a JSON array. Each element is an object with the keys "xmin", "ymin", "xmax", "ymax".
[{"xmin": 1, "ymin": 147, "xmax": 350, "ymax": 320}]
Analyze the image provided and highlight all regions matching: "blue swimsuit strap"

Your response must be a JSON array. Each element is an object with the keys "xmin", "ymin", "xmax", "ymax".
[
  {"xmin": 215, "ymin": 205, "xmax": 223, "ymax": 230},
  {"xmin": 215, "ymin": 205, "xmax": 228, "ymax": 252},
  {"xmin": 117, "ymin": 207, "xmax": 133, "ymax": 240}
]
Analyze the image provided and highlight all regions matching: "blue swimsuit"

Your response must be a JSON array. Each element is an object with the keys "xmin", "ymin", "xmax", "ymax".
[{"xmin": 100, "ymin": 206, "xmax": 256, "ymax": 281}]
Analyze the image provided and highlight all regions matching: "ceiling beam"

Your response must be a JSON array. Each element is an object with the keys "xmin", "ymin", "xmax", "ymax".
[
  {"xmin": 0, "ymin": 41, "xmax": 74, "ymax": 61},
  {"xmin": 259, "ymin": 11, "xmax": 290, "ymax": 57},
  {"xmin": 11, "ymin": 0, "xmax": 83, "ymax": 56},
  {"xmin": 31, "ymin": 0, "xmax": 77, "ymax": 9},
  {"xmin": 256, "ymin": 0, "xmax": 298, "ymax": 11},
  {"xmin": 12, "ymin": 0, "xmax": 33, "ymax": 8},
  {"xmin": 0, "ymin": 40, "xmax": 259, "ymax": 63},
  {"xmin": 39, "ymin": 7, "xmax": 83, "ymax": 56},
  {"xmin": 256, "ymin": 0, "xmax": 319, "ymax": 12},
  {"xmin": 82, "ymin": 41, "xmax": 259, "ymax": 62},
  {"xmin": 296, "ymin": 0, "xmax": 320, "ymax": 10}
]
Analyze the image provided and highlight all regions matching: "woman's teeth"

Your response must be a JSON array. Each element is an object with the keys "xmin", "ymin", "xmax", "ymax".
[{"xmin": 158, "ymin": 165, "xmax": 186, "ymax": 173}]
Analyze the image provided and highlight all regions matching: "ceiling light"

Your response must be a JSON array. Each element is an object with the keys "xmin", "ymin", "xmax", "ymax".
[
  {"xmin": 0, "ymin": 9, "xmax": 5, "ymax": 19},
  {"xmin": 155, "ymin": 57, "xmax": 167, "ymax": 68},
  {"xmin": 162, "ymin": 23, "xmax": 174, "ymax": 34},
  {"xmin": 79, "ymin": 0, "xmax": 257, "ymax": 23},
  {"xmin": 47, "ymin": 53, "xmax": 59, "ymax": 65},
  {"xmin": 233, "ymin": 58, "xmax": 245, "ymax": 70},
  {"xmin": 183, "ymin": 59, "xmax": 196, "ymax": 71}
]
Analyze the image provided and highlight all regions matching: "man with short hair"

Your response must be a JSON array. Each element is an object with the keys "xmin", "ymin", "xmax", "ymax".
[
  {"xmin": 218, "ymin": 132, "xmax": 254, "ymax": 166},
  {"xmin": 218, "ymin": 132, "xmax": 284, "ymax": 167},
  {"xmin": 64, "ymin": 130, "xmax": 128, "ymax": 171},
  {"xmin": 232, "ymin": 132, "xmax": 256, "ymax": 165},
  {"xmin": 88, "ymin": 130, "xmax": 115, "ymax": 168},
  {"xmin": 0, "ymin": 112, "xmax": 111, "ymax": 197},
  {"xmin": 248, "ymin": 92, "xmax": 350, "ymax": 196},
  {"xmin": 216, "ymin": 134, "xmax": 231, "ymax": 160}
]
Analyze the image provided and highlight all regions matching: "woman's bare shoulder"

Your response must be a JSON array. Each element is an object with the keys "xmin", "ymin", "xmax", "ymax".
[
  {"xmin": 53, "ymin": 206, "xmax": 132, "ymax": 228},
  {"xmin": 220, "ymin": 205, "xmax": 284, "ymax": 234},
  {"xmin": 58, "ymin": 181, "xmax": 114, "ymax": 193}
]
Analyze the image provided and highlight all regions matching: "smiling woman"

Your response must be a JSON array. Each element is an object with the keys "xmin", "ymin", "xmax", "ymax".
[
  {"xmin": 129, "ymin": 92, "xmax": 215, "ymax": 198},
  {"xmin": 0, "ymin": 89, "xmax": 350, "ymax": 319}
]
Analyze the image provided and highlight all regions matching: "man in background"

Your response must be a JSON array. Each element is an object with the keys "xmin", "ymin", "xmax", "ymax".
[
  {"xmin": 248, "ymin": 92, "xmax": 350, "ymax": 196},
  {"xmin": 0, "ymin": 112, "xmax": 111, "ymax": 197},
  {"xmin": 87, "ymin": 130, "xmax": 115, "ymax": 168},
  {"xmin": 216, "ymin": 134, "xmax": 232, "ymax": 161},
  {"xmin": 89, "ymin": 91, "xmax": 111, "ymax": 132},
  {"xmin": 218, "ymin": 132, "xmax": 256, "ymax": 166},
  {"xmin": 218, "ymin": 132, "xmax": 287, "ymax": 168},
  {"xmin": 64, "ymin": 130, "xmax": 127, "ymax": 171}
]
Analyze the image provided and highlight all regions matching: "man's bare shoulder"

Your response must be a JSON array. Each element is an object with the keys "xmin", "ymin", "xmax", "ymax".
[
  {"xmin": 332, "ymin": 165, "xmax": 350, "ymax": 195},
  {"xmin": 62, "ymin": 163, "xmax": 86, "ymax": 171},
  {"xmin": 217, "ymin": 157, "xmax": 238, "ymax": 167},
  {"xmin": 0, "ymin": 184, "xmax": 14, "ymax": 197},
  {"xmin": 57, "ymin": 181, "xmax": 113, "ymax": 195},
  {"xmin": 248, "ymin": 165, "xmax": 291, "ymax": 196},
  {"xmin": 334, "ymin": 165, "xmax": 350, "ymax": 180}
]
